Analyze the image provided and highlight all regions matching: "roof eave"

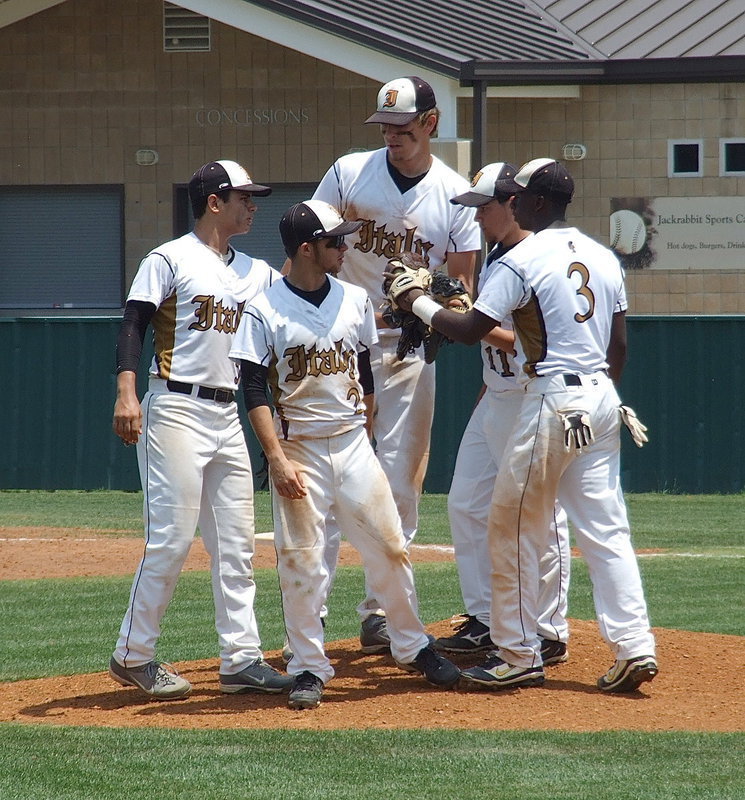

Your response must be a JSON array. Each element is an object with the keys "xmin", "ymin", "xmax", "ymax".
[{"xmin": 461, "ymin": 55, "xmax": 745, "ymax": 86}]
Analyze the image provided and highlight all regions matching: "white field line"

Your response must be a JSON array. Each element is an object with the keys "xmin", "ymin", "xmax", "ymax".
[{"xmin": 1, "ymin": 535, "xmax": 743, "ymax": 559}]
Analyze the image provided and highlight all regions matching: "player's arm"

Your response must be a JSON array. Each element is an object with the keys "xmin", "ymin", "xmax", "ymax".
[
  {"xmin": 482, "ymin": 326, "xmax": 515, "ymax": 352},
  {"xmin": 444, "ymin": 249, "xmax": 479, "ymax": 297},
  {"xmin": 112, "ymin": 300, "xmax": 155, "ymax": 445},
  {"xmin": 606, "ymin": 310, "xmax": 628, "ymax": 385},
  {"xmin": 241, "ymin": 360, "xmax": 306, "ymax": 499}
]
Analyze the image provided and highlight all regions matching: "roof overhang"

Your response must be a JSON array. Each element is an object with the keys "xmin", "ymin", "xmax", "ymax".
[{"xmin": 461, "ymin": 55, "xmax": 745, "ymax": 86}]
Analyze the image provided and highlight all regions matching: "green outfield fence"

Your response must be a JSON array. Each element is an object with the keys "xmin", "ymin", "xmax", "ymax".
[{"xmin": 0, "ymin": 315, "xmax": 741, "ymax": 493}]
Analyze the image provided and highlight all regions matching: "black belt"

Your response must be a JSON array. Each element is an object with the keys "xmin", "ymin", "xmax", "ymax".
[
  {"xmin": 165, "ymin": 380, "xmax": 235, "ymax": 404},
  {"xmin": 563, "ymin": 374, "xmax": 583, "ymax": 386}
]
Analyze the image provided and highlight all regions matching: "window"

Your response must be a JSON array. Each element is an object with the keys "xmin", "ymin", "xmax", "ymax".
[
  {"xmin": 668, "ymin": 140, "xmax": 703, "ymax": 177},
  {"xmin": 720, "ymin": 139, "xmax": 745, "ymax": 176},
  {"xmin": 0, "ymin": 186, "xmax": 124, "ymax": 309},
  {"xmin": 163, "ymin": 2, "xmax": 210, "ymax": 52}
]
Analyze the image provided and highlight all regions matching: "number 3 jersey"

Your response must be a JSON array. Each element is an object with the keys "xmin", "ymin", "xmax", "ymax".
[
  {"xmin": 475, "ymin": 226, "xmax": 627, "ymax": 380},
  {"xmin": 230, "ymin": 276, "xmax": 378, "ymax": 440},
  {"xmin": 127, "ymin": 232, "xmax": 278, "ymax": 390}
]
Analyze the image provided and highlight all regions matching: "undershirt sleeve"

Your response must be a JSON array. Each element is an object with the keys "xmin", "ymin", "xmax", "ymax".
[
  {"xmin": 241, "ymin": 359, "xmax": 271, "ymax": 410},
  {"xmin": 358, "ymin": 349, "xmax": 374, "ymax": 396},
  {"xmin": 116, "ymin": 300, "xmax": 156, "ymax": 373}
]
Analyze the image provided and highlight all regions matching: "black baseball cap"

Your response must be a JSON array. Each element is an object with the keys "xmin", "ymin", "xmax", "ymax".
[
  {"xmin": 188, "ymin": 160, "xmax": 272, "ymax": 203},
  {"xmin": 279, "ymin": 200, "xmax": 363, "ymax": 257},
  {"xmin": 365, "ymin": 76, "xmax": 437, "ymax": 125},
  {"xmin": 450, "ymin": 162, "xmax": 521, "ymax": 206},
  {"xmin": 514, "ymin": 158, "xmax": 575, "ymax": 201}
]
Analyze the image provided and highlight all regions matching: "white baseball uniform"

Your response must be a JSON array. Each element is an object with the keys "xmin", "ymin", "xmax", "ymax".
[
  {"xmin": 230, "ymin": 276, "xmax": 432, "ymax": 683},
  {"xmin": 447, "ymin": 246, "xmax": 570, "ymax": 641},
  {"xmin": 114, "ymin": 231, "xmax": 279, "ymax": 674},
  {"xmin": 474, "ymin": 224, "xmax": 656, "ymax": 668},
  {"xmin": 312, "ymin": 147, "xmax": 481, "ymax": 616}
]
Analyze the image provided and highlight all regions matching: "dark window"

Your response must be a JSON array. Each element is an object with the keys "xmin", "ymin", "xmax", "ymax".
[
  {"xmin": 724, "ymin": 142, "xmax": 745, "ymax": 173},
  {"xmin": 673, "ymin": 143, "xmax": 700, "ymax": 174}
]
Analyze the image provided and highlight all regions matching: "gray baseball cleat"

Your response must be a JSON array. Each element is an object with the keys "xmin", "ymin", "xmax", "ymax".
[
  {"xmin": 219, "ymin": 659, "xmax": 293, "ymax": 694},
  {"xmin": 109, "ymin": 656, "xmax": 192, "ymax": 700}
]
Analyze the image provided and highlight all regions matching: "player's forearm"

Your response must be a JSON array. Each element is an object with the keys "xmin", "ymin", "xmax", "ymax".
[
  {"xmin": 445, "ymin": 250, "xmax": 478, "ymax": 297},
  {"xmin": 606, "ymin": 311, "xmax": 628, "ymax": 385},
  {"xmin": 247, "ymin": 406, "xmax": 285, "ymax": 464}
]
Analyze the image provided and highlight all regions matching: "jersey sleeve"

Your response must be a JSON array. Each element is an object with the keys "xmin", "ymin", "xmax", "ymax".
[
  {"xmin": 312, "ymin": 160, "xmax": 345, "ymax": 212},
  {"xmin": 126, "ymin": 250, "xmax": 177, "ymax": 306},
  {"xmin": 229, "ymin": 305, "xmax": 273, "ymax": 366},
  {"xmin": 358, "ymin": 295, "xmax": 378, "ymax": 351},
  {"xmin": 448, "ymin": 204, "xmax": 481, "ymax": 253},
  {"xmin": 473, "ymin": 259, "xmax": 529, "ymax": 324}
]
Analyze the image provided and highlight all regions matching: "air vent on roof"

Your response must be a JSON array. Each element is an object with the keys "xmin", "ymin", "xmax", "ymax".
[{"xmin": 163, "ymin": 3, "xmax": 210, "ymax": 52}]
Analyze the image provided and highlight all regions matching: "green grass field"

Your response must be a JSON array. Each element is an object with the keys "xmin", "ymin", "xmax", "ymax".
[{"xmin": 1, "ymin": 490, "xmax": 744, "ymax": 799}]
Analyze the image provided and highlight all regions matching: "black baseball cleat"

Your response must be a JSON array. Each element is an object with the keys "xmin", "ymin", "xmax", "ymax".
[
  {"xmin": 396, "ymin": 644, "xmax": 461, "ymax": 688},
  {"xmin": 597, "ymin": 655, "xmax": 658, "ymax": 693},
  {"xmin": 287, "ymin": 671, "xmax": 324, "ymax": 710},
  {"xmin": 540, "ymin": 637, "xmax": 569, "ymax": 666},
  {"xmin": 360, "ymin": 613, "xmax": 391, "ymax": 654},
  {"xmin": 433, "ymin": 614, "xmax": 493, "ymax": 654},
  {"xmin": 459, "ymin": 653, "xmax": 545, "ymax": 691}
]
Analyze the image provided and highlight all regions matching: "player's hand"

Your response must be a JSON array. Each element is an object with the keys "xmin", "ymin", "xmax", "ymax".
[
  {"xmin": 382, "ymin": 279, "xmax": 425, "ymax": 313},
  {"xmin": 269, "ymin": 456, "xmax": 307, "ymax": 499},
  {"xmin": 112, "ymin": 396, "xmax": 142, "ymax": 445}
]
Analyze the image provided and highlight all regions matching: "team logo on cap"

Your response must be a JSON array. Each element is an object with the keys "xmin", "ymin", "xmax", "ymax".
[
  {"xmin": 382, "ymin": 89, "xmax": 399, "ymax": 108},
  {"xmin": 470, "ymin": 171, "xmax": 483, "ymax": 187}
]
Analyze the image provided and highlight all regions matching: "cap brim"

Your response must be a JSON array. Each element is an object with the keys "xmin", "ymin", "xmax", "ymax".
[
  {"xmin": 325, "ymin": 220, "xmax": 363, "ymax": 236},
  {"xmin": 365, "ymin": 110, "xmax": 419, "ymax": 125},
  {"xmin": 233, "ymin": 182, "xmax": 272, "ymax": 197},
  {"xmin": 450, "ymin": 191, "xmax": 494, "ymax": 207}
]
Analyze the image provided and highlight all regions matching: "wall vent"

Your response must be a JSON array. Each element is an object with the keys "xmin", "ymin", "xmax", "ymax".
[{"xmin": 164, "ymin": 3, "xmax": 210, "ymax": 52}]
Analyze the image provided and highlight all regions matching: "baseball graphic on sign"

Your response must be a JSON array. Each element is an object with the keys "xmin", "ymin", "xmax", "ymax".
[{"xmin": 609, "ymin": 209, "xmax": 647, "ymax": 254}]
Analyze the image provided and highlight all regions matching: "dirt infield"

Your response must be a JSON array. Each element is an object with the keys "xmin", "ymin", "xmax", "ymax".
[{"xmin": 1, "ymin": 528, "xmax": 743, "ymax": 732}]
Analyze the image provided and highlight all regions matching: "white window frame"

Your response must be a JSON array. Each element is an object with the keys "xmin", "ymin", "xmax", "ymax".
[
  {"xmin": 667, "ymin": 139, "xmax": 703, "ymax": 178},
  {"xmin": 719, "ymin": 138, "xmax": 745, "ymax": 177}
]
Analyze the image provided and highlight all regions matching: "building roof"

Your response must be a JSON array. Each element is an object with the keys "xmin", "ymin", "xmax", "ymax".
[{"xmin": 247, "ymin": 0, "xmax": 745, "ymax": 81}]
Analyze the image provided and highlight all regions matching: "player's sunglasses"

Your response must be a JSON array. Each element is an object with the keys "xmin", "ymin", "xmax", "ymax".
[{"xmin": 320, "ymin": 235, "xmax": 346, "ymax": 249}]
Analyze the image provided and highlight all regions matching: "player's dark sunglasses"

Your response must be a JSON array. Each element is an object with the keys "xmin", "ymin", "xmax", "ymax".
[{"xmin": 319, "ymin": 235, "xmax": 345, "ymax": 249}]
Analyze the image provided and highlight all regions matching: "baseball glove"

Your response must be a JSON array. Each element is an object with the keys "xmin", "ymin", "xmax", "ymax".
[
  {"xmin": 420, "ymin": 271, "xmax": 474, "ymax": 364},
  {"xmin": 382, "ymin": 252, "xmax": 432, "ymax": 311}
]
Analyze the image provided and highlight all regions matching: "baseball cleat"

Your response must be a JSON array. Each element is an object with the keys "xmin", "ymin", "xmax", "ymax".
[
  {"xmin": 287, "ymin": 671, "xmax": 324, "ymax": 710},
  {"xmin": 219, "ymin": 658, "xmax": 293, "ymax": 694},
  {"xmin": 540, "ymin": 637, "xmax": 569, "ymax": 666},
  {"xmin": 360, "ymin": 613, "xmax": 391, "ymax": 654},
  {"xmin": 459, "ymin": 653, "xmax": 545, "ymax": 691},
  {"xmin": 397, "ymin": 644, "xmax": 461, "ymax": 688},
  {"xmin": 109, "ymin": 656, "xmax": 192, "ymax": 700},
  {"xmin": 597, "ymin": 655, "xmax": 658, "ymax": 693},
  {"xmin": 433, "ymin": 614, "xmax": 493, "ymax": 654}
]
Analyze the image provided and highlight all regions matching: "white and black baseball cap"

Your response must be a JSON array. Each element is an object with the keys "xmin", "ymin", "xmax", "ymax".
[
  {"xmin": 365, "ymin": 76, "xmax": 437, "ymax": 125},
  {"xmin": 450, "ymin": 162, "xmax": 521, "ymax": 207},
  {"xmin": 279, "ymin": 200, "xmax": 363, "ymax": 257},
  {"xmin": 188, "ymin": 159, "xmax": 272, "ymax": 202},
  {"xmin": 514, "ymin": 158, "xmax": 575, "ymax": 201}
]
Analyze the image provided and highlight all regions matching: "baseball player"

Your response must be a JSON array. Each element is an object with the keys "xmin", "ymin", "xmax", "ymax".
[
  {"xmin": 311, "ymin": 76, "xmax": 481, "ymax": 652},
  {"xmin": 433, "ymin": 163, "xmax": 571, "ymax": 665},
  {"xmin": 386, "ymin": 158, "xmax": 657, "ymax": 694},
  {"xmin": 230, "ymin": 200, "xmax": 461, "ymax": 709},
  {"xmin": 110, "ymin": 159, "xmax": 291, "ymax": 699}
]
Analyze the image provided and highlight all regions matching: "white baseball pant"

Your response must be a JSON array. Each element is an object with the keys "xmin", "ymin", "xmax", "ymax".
[
  {"xmin": 488, "ymin": 371, "xmax": 655, "ymax": 668},
  {"xmin": 114, "ymin": 385, "xmax": 263, "ymax": 674},
  {"xmin": 273, "ymin": 426, "xmax": 431, "ymax": 684},
  {"xmin": 448, "ymin": 388, "xmax": 570, "ymax": 641}
]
